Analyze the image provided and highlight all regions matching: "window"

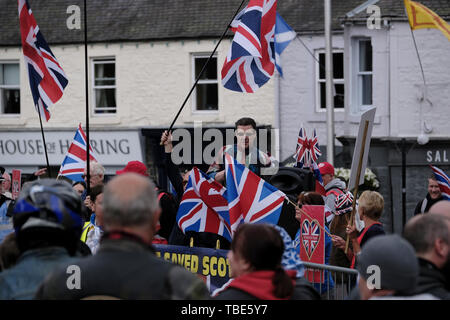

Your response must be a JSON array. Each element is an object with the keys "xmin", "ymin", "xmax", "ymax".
[
  {"xmin": 352, "ymin": 38, "xmax": 373, "ymax": 113},
  {"xmin": 92, "ymin": 58, "xmax": 116, "ymax": 114},
  {"xmin": 192, "ymin": 55, "xmax": 218, "ymax": 111},
  {"xmin": 0, "ymin": 62, "xmax": 20, "ymax": 115},
  {"xmin": 316, "ymin": 51, "xmax": 345, "ymax": 111}
]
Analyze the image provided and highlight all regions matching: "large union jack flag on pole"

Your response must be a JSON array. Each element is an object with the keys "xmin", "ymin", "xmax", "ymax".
[
  {"xmin": 177, "ymin": 168, "xmax": 232, "ymax": 242},
  {"xmin": 222, "ymin": 0, "xmax": 277, "ymax": 93},
  {"xmin": 225, "ymin": 153, "xmax": 285, "ymax": 232},
  {"xmin": 18, "ymin": 0, "xmax": 68, "ymax": 121},
  {"xmin": 58, "ymin": 124, "xmax": 97, "ymax": 182},
  {"xmin": 430, "ymin": 165, "xmax": 450, "ymax": 200}
]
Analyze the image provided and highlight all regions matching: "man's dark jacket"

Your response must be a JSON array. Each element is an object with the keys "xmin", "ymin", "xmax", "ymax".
[
  {"xmin": 35, "ymin": 236, "xmax": 209, "ymax": 300},
  {"xmin": 413, "ymin": 258, "xmax": 450, "ymax": 300}
]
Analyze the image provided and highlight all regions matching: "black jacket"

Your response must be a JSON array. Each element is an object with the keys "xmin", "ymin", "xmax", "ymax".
[
  {"xmin": 414, "ymin": 194, "xmax": 444, "ymax": 215},
  {"xmin": 413, "ymin": 258, "xmax": 450, "ymax": 300},
  {"xmin": 35, "ymin": 235, "xmax": 209, "ymax": 300},
  {"xmin": 213, "ymin": 277, "xmax": 321, "ymax": 300}
]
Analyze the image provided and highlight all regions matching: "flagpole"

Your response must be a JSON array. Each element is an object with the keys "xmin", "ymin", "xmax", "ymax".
[
  {"xmin": 161, "ymin": 0, "xmax": 247, "ymax": 142},
  {"xmin": 38, "ymin": 111, "xmax": 52, "ymax": 178},
  {"xmin": 84, "ymin": 0, "xmax": 90, "ymax": 195},
  {"xmin": 324, "ymin": 0, "xmax": 335, "ymax": 165},
  {"xmin": 409, "ymin": 25, "xmax": 427, "ymax": 88}
]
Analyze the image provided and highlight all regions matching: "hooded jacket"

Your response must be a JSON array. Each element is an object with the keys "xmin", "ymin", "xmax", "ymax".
[{"xmin": 324, "ymin": 179, "xmax": 347, "ymax": 214}]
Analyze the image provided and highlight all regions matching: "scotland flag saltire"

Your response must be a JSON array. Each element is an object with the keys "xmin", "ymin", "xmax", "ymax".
[
  {"xmin": 18, "ymin": 0, "xmax": 68, "ymax": 121},
  {"xmin": 177, "ymin": 168, "xmax": 232, "ymax": 242},
  {"xmin": 224, "ymin": 153, "xmax": 286, "ymax": 232},
  {"xmin": 221, "ymin": 0, "xmax": 277, "ymax": 93},
  {"xmin": 430, "ymin": 165, "xmax": 450, "ymax": 200},
  {"xmin": 274, "ymin": 13, "xmax": 296, "ymax": 76},
  {"xmin": 58, "ymin": 124, "xmax": 97, "ymax": 182}
]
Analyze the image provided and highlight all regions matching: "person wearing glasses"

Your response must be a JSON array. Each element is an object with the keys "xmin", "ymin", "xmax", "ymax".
[{"xmin": 207, "ymin": 117, "xmax": 276, "ymax": 185}]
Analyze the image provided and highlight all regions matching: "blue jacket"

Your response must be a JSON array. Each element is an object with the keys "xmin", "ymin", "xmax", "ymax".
[{"xmin": 0, "ymin": 247, "xmax": 76, "ymax": 300}]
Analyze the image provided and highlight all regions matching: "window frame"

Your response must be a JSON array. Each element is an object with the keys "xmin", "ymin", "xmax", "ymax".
[
  {"xmin": 191, "ymin": 53, "xmax": 219, "ymax": 114},
  {"xmin": 315, "ymin": 49, "xmax": 345, "ymax": 113},
  {"xmin": 352, "ymin": 38, "xmax": 373, "ymax": 114},
  {"xmin": 91, "ymin": 57, "xmax": 117, "ymax": 115},
  {"xmin": 0, "ymin": 60, "xmax": 21, "ymax": 116}
]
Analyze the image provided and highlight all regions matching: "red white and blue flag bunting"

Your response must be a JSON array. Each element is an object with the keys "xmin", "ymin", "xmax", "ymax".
[
  {"xmin": 58, "ymin": 124, "xmax": 97, "ymax": 182},
  {"xmin": 18, "ymin": 0, "xmax": 68, "ymax": 121}
]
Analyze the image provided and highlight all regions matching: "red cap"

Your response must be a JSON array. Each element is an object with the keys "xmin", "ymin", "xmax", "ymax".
[
  {"xmin": 116, "ymin": 161, "xmax": 149, "ymax": 177},
  {"xmin": 318, "ymin": 162, "xmax": 334, "ymax": 176}
]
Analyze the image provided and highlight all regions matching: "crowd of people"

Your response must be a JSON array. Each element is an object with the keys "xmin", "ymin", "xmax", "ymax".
[{"xmin": 0, "ymin": 117, "xmax": 449, "ymax": 300}]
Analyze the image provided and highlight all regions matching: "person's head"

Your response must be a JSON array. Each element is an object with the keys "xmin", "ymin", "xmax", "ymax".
[
  {"xmin": 228, "ymin": 223, "xmax": 294, "ymax": 299},
  {"xmin": 427, "ymin": 176, "xmax": 442, "ymax": 200},
  {"xmin": 90, "ymin": 185, "xmax": 104, "ymax": 227},
  {"xmin": 72, "ymin": 181, "xmax": 86, "ymax": 197},
  {"xmin": 403, "ymin": 214, "xmax": 450, "ymax": 271},
  {"xmin": 429, "ymin": 200, "xmax": 450, "ymax": 219},
  {"xmin": 318, "ymin": 162, "xmax": 334, "ymax": 186},
  {"xmin": 83, "ymin": 161, "xmax": 105, "ymax": 188},
  {"xmin": 334, "ymin": 191, "xmax": 354, "ymax": 216},
  {"xmin": 103, "ymin": 173, "xmax": 160, "ymax": 243},
  {"xmin": 358, "ymin": 191, "xmax": 384, "ymax": 222},
  {"xmin": 11, "ymin": 179, "xmax": 86, "ymax": 256},
  {"xmin": 297, "ymin": 191, "xmax": 324, "ymax": 206},
  {"xmin": 116, "ymin": 160, "xmax": 149, "ymax": 177},
  {"xmin": 1, "ymin": 172, "xmax": 11, "ymax": 194},
  {"xmin": 235, "ymin": 117, "xmax": 257, "ymax": 151},
  {"xmin": 357, "ymin": 234, "xmax": 419, "ymax": 300}
]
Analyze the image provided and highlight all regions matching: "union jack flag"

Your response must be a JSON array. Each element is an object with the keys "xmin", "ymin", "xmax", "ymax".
[
  {"xmin": 430, "ymin": 165, "xmax": 450, "ymax": 200},
  {"xmin": 177, "ymin": 168, "xmax": 232, "ymax": 242},
  {"xmin": 222, "ymin": 0, "xmax": 277, "ymax": 93},
  {"xmin": 294, "ymin": 128, "xmax": 309, "ymax": 168},
  {"xmin": 225, "ymin": 153, "xmax": 285, "ymax": 232},
  {"xmin": 301, "ymin": 219, "xmax": 321, "ymax": 259},
  {"xmin": 294, "ymin": 128, "xmax": 322, "ymax": 168},
  {"xmin": 18, "ymin": 0, "xmax": 68, "ymax": 121},
  {"xmin": 58, "ymin": 124, "xmax": 97, "ymax": 182}
]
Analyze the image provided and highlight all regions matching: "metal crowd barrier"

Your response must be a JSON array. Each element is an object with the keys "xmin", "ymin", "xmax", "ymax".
[{"xmin": 302, "ymin": 262, "xmax": 359, "ymax": 300}]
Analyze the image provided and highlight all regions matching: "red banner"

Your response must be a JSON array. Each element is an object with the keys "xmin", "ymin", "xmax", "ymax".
[
  {"xmin": 299, "ymin": 205, "xmax": 325, "ymax": 283},
  {"xmin": 11, "ymin": 169, "xmax": 22, "ymax": 200}
]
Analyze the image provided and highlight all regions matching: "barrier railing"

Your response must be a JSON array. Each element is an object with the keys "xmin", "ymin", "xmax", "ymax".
[{"xmin": 302, "ymin": 262, "xmax": 359, "ymax": 300}]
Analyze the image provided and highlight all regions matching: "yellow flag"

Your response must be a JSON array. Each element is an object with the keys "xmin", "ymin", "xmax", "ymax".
[{"xmin": 404, "ymin": 0, "xmax": 450, "ymax": 41}]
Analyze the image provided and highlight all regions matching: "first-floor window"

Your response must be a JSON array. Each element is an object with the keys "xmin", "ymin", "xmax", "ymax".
[
  {"xmin": 192, "ymin": 54, "xmax": 218, "ymax": 111},
  {"xmin": 92, "ymin": 58, "xmax": 116, "ymax": 114},
  {"xmin": 316, "ymin": 51, "xmax": 345, "ymax": 111},
  {"xmin": 352, "ymin": 38, "xmax": 373, "ymax": 113},
  {"xmin": 0, "ymin": 62, "xmax": 20, "ymax": 115}
]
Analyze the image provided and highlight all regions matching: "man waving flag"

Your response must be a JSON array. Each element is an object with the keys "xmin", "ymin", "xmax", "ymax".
[{"xmin": 18, "ymin": 0, "xmax": 68, "ymax": 121}]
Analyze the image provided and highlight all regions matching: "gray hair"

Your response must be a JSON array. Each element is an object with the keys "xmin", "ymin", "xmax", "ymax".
[
  {"xmin": 403, "ymin": 214, "xmax": 450, "ymax": 254},
  {"xmin": 90, "ymin": 161, "xmax": 105, "ymax": 176},
  {"xmin": 103, "ymin": 177, "xmax": 159, "ymax": 227}
]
